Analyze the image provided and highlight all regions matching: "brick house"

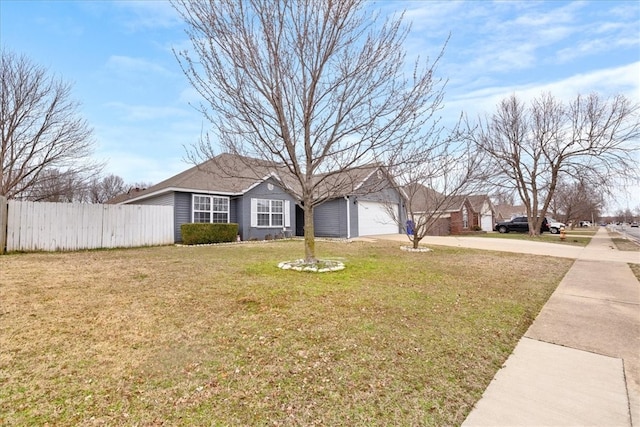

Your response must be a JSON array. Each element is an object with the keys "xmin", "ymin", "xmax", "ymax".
[{"xmin": 404, "ymin": 185, "xmax": 495, "ymax": 235}]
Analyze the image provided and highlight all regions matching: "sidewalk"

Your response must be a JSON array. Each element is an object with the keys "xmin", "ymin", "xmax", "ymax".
[
  {"xmin": 370, "ymin": 228, "xmax": 640, "ymax": 425},
  {"xmin": 381, "ymin": 230, "xmax": 640, "ymax": 263},
  {"xmin": 461, "ymin": 228, "xmax": 640, "ymax": 426}
]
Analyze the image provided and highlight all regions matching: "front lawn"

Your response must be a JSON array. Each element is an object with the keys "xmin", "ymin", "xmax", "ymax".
[{"xmin": 0, "ymin": 240, "xmax": 572, "ymax": 426}]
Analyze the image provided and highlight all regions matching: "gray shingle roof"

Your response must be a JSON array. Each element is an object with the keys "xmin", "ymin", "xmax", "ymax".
[
  {"xmin": 109, "ymin": 153, "xmax": 388, "ymax": 204},
  {"xmin": 108, "ymin": 153, "xmax": 291, "ymax": 204},
  {"xmin": 404, "ymin": 183, "xmax": 491, "ymax": 214}
]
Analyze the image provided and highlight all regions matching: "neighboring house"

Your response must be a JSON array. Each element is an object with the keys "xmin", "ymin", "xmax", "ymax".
[
  {"xmin": 110, "ymin": 153, "xmax": 404, "ymax": 242},
  {"xmin": 444, "ymin": 196, "xmax": 490, "ymax": 235},
  {"xmin": 405, "ymin": 184, "xmax": 495, "ymax": 235},
  {"xmin": 494, "ymin": 204, "xmax": 526, "ymax": 222},
  {"xmin": 467, "ymin": 195, "xmax": 496, "ymax": 232}
]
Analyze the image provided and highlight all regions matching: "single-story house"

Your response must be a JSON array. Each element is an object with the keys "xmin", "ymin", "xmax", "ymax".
[
  {"xmin": 110, "ymin": 153, "xmax": 404, "ymax": 242},
  {"xmin": 467, "ymin": 195, "xmax": 496, "ymax": 232},
  {"xmin": 403, "ymin": 184, "xmax": 495, "ymax": 235}
]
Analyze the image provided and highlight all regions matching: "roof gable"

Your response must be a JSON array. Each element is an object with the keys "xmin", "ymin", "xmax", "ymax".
[
  {"xmin": 466, "ymin": 194, "xmax": 494, "ymax": 213},
  {"xmin": 404, "ymin": 184, "xmax": 466, "ymax": 213},
  {"xmin": 112, "ymin": 153, "xmax": 298, "ymax": 204},
  {"xmin": 403, "ymin": 184, "xmax": 492, "ymax": 214},
  {"xmin": 495, "ymin": 204, "xmax": 526, "ymax": 219}
]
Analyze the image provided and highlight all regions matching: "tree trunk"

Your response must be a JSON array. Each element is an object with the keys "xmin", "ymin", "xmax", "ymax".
[
  {"xmin": 412, "ymin": 236, "xmax": 423, "ymax": 249},
  {"xmin": 303, "ymin": 203, "xmax": 316, "ymax": 263},
  {"xmin": 528, "ymin": 218, "xmax": 541, "ymax": 236}
]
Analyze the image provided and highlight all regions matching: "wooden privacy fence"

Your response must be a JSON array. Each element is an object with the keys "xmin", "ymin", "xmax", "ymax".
[{"xmin": 1, "ymin": 199, "xmax": 174, "ymax": 253}]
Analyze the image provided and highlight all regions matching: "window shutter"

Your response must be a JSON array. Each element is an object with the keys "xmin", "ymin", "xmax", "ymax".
[
  {"xmin": 250, "ymin": 198, "xmax": 257, "ymax": 227},
  {"xmin": 191, "ymin": 194, "xmax": 196, "ymax": 222},
  {"xmin": 284, "ymin": 200, "xmax": 290, "ymax": 227}
]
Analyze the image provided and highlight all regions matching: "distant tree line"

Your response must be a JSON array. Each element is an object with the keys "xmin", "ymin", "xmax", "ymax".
[{"xmin": 18, "ymin": 170, "xmax": 152, "ymax": 204}]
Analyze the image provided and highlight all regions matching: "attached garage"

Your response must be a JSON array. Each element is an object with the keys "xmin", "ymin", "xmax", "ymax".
[
  {"xmin": 357, "ymin": 201, "xmax": 399, "ymax": 236},
  {"xmin": 481, "ymin": 213, "xmax": 493, "ymax": 231},
  {"xmin": 479, "ymin": 200, "xmax": 494, "ymax": 232}
]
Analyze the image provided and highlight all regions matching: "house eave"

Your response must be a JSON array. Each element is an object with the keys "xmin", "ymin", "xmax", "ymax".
[{"xmin": 120, "ymin": 187, "xmax": 243, "ymax": 204}]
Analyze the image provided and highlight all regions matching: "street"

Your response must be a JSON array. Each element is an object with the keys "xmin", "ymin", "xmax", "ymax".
[{"xmin": 611, "ymin": 224, "xmax": 640, "ymax": 245}]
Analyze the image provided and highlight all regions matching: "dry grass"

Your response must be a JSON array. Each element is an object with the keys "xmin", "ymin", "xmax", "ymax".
[
  {"xmin": 607, "ymin": 231, "xmax": 640, "ymax": 252},
  {"xmin": 0, "ymin": 240, "xmax": 572, "ymax": 426},
  {"xmin": 475, "ymin": 231, "xmax": 591, "ymax": 246},
  {"xmin": 606, "ymin": 231, "xmax": 640, "ymax": 281}
]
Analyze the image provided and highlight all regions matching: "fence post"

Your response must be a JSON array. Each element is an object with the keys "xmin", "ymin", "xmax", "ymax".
[{"xmin": 0, "ymin": 196, "xmax": 7, "ymax": 254}]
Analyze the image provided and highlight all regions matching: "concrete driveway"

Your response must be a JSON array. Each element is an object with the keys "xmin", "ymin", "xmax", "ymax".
[{"xmin": 368, "ymin": 230, "xmax": 640, "ymax": 264}]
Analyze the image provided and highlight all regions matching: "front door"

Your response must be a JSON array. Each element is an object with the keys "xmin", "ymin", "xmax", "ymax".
[{"xmin": 295, "ymin": 205, "xmax": 304, "ymax": 236}]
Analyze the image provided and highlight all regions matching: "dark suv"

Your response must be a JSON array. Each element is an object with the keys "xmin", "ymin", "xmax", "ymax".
[{"xmin": 494, "ymin": 216, "xmax": 549, "ymax": 234}]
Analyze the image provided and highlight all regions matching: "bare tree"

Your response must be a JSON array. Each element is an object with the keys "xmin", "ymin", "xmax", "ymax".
[
  {"xmin": 469, "ymin": 92, "xmax": 639, "ymax": 236},
  {"xmin": 128, "ymin": 181, "xmax": 153, "ymax": 191},
  {"xmin": 172, "ymin": 0, "xmax": 447, "ymax": 262},
  {"xmin": 549, "ymin": 178, "xmax": 604, "ymax": 227},
  {"xmin": 86, "ymin": 174, "xmax": 129, "ymax": 203},
  {"xmin": 491, "ymin": 188, "xmax": 516, "ymax": 207},
  {"xmin": 1, "ymin": 49, "xmax": 100, "ymax": 200},
  {"xmin": 385, "ymin": 126, "xmax": 490, "ymax": 248},
  {"xmin": 19, "ymin": 168, "xmax": 88, "ymax": 202},
  {"xmin": 615, "ymin": 208, "xmax": 635, "ymax": 224}
]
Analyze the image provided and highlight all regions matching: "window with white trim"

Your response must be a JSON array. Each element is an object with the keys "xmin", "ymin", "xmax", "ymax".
[
  {"xmin": 462, "ymin": 205, "xmax": 469, "ymax": 229},
  {"xmin": 251, "ymin": 198, "xmax": 290, "ymax": 228},
  {"xmin": 192, "ymin": 194, "xmax": 229, "ymax": 223}
]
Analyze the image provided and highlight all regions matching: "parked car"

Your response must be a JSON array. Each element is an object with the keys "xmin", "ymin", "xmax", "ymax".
[
  {"xmin": 546, "ymin": 218, "xmax": 566, "ymax": 234},
  {"xmin": 631, "ymin": 222, "xmax": 639, "ymax": 228},
  {"xmin": 494, "ymin": 216, "xmax": 549, "ymax": 234},
  {"xmin": 579, "ymin": 221, "xmax": 591, "ymax": 227}
]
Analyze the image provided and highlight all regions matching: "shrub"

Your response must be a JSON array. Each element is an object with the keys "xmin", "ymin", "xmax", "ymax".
[{"xmin": 181, "ymin": 223, "xmax": 238, "ymax": 245}]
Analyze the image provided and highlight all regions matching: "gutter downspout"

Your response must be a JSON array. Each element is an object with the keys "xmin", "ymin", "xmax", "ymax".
[{"xmin": 345, "ymin": 196, "xmax": 351, "ymax": 239}]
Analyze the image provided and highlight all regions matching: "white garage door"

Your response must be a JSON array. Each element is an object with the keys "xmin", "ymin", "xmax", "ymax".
[
  {"xmin": 358, "ymin": 201, "xmax": 399, "ymax": 236},
  {"xmin": 481, "ymin": 214, "xmax": 493, "ymax": 232}
]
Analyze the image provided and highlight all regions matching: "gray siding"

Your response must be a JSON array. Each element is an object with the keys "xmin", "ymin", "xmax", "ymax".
[
  {"xmin": 174, "ymin": 192, "xmax": 191, "ymax": 242},
  {"xmin": 312, "ymin": 186, "xmax": 405, "ymax": 239},
  {"xmin": 241, "ymin": 179, "xmax": 297, "ymax": 241},
  {"xmin": 314, "ymin": 198, "xmax": 348, "ymax": 238},
  {"xmin": 173, "ymin": 192, "xmax": 241, "ymax": 242},
  {"xmin": 230, "ymin": 197, "xmax": 240, "ymax": 224},
  {"xmin": 357, "ymin": 186, "xmax": 402, "ymax": 204},
  {"xmin": 350, "ymin": 197, "xmax": 359, "ymax": 238},
  {"xmin": 130, "ymin": 192, "xmax": 175, "ymax": 206}
]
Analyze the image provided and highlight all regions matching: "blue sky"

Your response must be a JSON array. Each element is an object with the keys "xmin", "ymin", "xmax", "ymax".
[{"xmin": 1, "ymin": 0, "xmax": 639, "ymax": 213}]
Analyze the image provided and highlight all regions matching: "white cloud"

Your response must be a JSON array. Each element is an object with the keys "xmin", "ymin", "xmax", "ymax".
[
  {"xmin": 105, "ymin": 55, "xmax": 174, "ymax": 77},
  {"xmin": 445, "ymin": 62, "xmax": 640, "ymax": 119},
  {"xmin": 536, "ymin": 62, "xmax": 640, "ymax": 101},
  {"xmin": 111, "ymin": 0, "xmax": 182, "ymax": 32},
  {"xmin": 104, "ymin": 102, "xmax": 191, "ymax": 122},
  {"xmin": 178, "ymin": 86, "xmax": 203, "ymax": 104},
  {"xmin": 510, "ymin": 1, "xmax": 581, "ymax": 27}
]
